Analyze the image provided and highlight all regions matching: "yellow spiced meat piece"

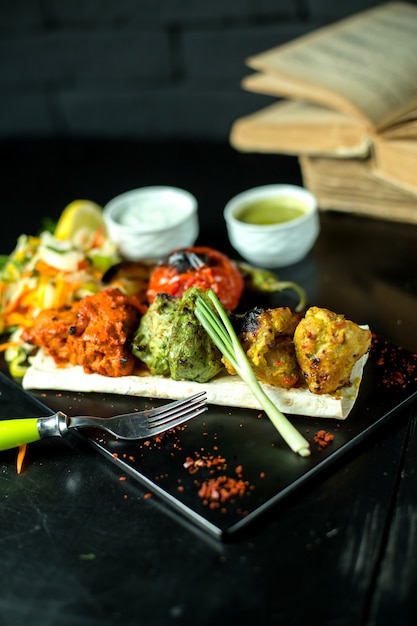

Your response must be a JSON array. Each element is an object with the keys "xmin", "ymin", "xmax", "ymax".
[
  {"xmin": 293, "ymin": 306, "xmax": 372, "ymax": 395},
  {"xmin": 224, "ymin": 306, "xmax": 304, "ymax": 389}
]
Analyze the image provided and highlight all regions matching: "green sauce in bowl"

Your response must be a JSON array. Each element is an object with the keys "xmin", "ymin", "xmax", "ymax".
[{"xmin": 236, "ymin": 197, "xmax": 307, "ymax": 225}]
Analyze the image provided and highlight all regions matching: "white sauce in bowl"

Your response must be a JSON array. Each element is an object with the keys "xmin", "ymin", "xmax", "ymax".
[
  {"xmin": 117, "ymin": 200, "xmax": 180, "ymax": 229},
  {"xmin": 103, "ymin": 186, "xmax": 199, "ymax": 261}
]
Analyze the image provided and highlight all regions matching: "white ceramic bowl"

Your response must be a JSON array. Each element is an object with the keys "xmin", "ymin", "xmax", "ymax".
[
  {"xmin": 103, "ymin": 186, "xmax": 199, "ymax": 261},
  {"xmin": 224, "ymin": 184, "xmax": 320, "ymax": 268}
]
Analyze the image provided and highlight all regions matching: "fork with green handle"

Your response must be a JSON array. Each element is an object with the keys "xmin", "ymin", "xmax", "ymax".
[{"xmin": 0, "ymin": 391, "xmax": 207, "ymax": 451}]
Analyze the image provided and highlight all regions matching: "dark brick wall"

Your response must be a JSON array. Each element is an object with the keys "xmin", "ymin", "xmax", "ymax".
[{"xmin": 0, "ymin": 0, "xmax": 415, "ymax": 141}]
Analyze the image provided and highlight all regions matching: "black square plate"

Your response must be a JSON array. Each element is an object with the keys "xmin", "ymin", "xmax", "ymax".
[{"xmin": 5, "ymin": 334, "xmax": 416, "ymax": 540}]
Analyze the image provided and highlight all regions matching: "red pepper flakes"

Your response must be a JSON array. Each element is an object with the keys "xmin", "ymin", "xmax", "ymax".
[
  {"xmin": 374, "ymin": 335, "xmax": 417, "ymax": 389},
  {"xmin": 144, "ymin": 492, "xmax": 153, "ymax": 499},
  {"xmin": 183, "ymin": 453, "xmax": 227, "ymax": 474},
  {"xmin": 119, "ymin": 476, "xmax": 127, "ymax": 481},
  {"xmin": 198, "ymin": 475, "xmax": 249, "ymax": 507},
  {"xmin": 183, "ymin": 451, "xmax": 254, "ymax": 513},
  {"xmin": 313, "ymin": 429, "xmax": 334, "ymax": 450}
]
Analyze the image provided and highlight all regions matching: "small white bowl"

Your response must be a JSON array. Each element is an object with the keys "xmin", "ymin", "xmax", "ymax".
[
  {"xmin": 103, "ymin": 186, "xmax": 199, "ymax": 261},
  {"xmin": 224, "ymin": 184, "xmax": 319, "ymax": 268}
]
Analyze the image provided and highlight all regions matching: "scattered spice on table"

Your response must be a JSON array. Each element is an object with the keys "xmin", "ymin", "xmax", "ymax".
[
  {"xmin": 183, "ymin": 452, "xmax": 227, "ymax": 474},
  {"xmin": 373, "ymin": 335, "xmax": 417, "ymax": 389},
  {"xmin": 197, "ymin": 475, "xmax": 250, "ymax": 510},
  {"xmin": 313, "ymin": 429, "xmax": 334, "ymax": 450},
  {"xmin": 183, "ymin": 450, "xmax": 254, "ymax": 514}
]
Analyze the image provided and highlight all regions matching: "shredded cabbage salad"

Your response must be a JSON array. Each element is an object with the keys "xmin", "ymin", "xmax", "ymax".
[{"xmin": 0, "ymin": 224, "xmax": 120, "ymax": 376}]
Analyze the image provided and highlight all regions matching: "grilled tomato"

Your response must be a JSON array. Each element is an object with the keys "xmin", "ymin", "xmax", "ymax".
[{"xmin": 146, "ymin": 246, "xmax": 244, "ymax": 310}]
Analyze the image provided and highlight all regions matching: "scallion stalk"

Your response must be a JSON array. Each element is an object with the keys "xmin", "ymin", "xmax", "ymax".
[{"xmin": 195, "ymin": 290, "xmax": 311, "ymax": 457}]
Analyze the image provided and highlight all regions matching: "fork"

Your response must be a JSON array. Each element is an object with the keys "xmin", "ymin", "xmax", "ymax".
[{"xmin": 0, "ymin": 391, "xmax": 207, "ymax": 452}]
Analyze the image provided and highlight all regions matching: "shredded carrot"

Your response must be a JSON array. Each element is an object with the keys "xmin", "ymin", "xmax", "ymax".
[
  {"xmin": 4, "ymin": 312, "xmax": 34, "ymax": 328},
  {"xmin": 4, "ymin": 290, "xmax": 25, "ymax": 315},
  {"xmin": 0, "ymin": 341, "xmax": 21, "ymax": 353},
  {"xmin": 77, "ymin": 260, "xmax": 91, "ymax": 271},
  {"xmin": 34, "ymin": 260, "xmax": 63, "ymax": 277},
  {"xmin": 16, "ymin": 444, "xmax": 27, "ymax": 474},
  {"xmin": 91, "ymin": 226, "xmax": 106, "ymax": 248},
  {"xmin": 58, "ymin": 279, "xmax": 83, "ymax": 307},
  {"xmin": 53, "ymin": 278, "xmax": 67, "ymax": 308}
]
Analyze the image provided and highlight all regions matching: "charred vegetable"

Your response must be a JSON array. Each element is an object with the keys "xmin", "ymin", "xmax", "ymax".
[
  {"xmin": 131, "ymin": 287, "xmax": 224, "ymax": 383},
  {"xmin": 101, "ymin": 260, "xmax": 153, "ymax": 304},
  {"xmin": 146, "ymin": 246, "xmax": 245, "ymax": 311},
  {"xmin": 237, "ymin": 262, "xmax": 307, "ymax": 312}
]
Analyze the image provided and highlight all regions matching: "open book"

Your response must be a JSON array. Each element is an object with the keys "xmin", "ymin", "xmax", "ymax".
[{"xmin": 230, "ymin": 2, "xmax": 417, "ymax": 193}]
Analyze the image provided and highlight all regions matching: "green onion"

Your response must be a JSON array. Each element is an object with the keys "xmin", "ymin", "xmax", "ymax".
[{"xmin": 195, "ymin": 290, "xmax": 311, "ymax": 457}]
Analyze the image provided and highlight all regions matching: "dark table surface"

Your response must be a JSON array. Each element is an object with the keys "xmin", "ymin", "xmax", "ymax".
[{"xmin": 1, "ymin": 139, "xmax": 417, "ymax": 626}]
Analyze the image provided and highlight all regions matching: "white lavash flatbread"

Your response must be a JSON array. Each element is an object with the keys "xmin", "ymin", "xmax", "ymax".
[{"xmin": 22, "ymin": 349, "xmax": 369, "ymax": 420}]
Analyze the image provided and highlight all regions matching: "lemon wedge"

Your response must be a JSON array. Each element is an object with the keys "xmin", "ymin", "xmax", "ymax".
[{"xmin": 54, "ymin": 200, "xmax": 105, "ymax": 240}]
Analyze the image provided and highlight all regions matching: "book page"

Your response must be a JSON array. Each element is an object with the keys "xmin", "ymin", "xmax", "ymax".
[
  {"xmin": 300, "ymin": 155, "xmax": 417, "ymax": 224},
  {"xmin": 379, "ymin": 108, "xmax": 417, "ymax": 139},
  {"xmin": 372, "ymin": 139, "xmax": 417, "ymax": 193},
  {"xmin": 241, "ymin": 72, "xmax": 378, "ymax": 128},
  {"xmin": 246, "ymin": 3, "xmax": 417, "ymax": 130},
  {"xmin": 230, "ymin": 100, "xmax": 370, "ymax": 156}
]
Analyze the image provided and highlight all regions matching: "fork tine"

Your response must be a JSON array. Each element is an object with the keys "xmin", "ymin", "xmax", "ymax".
[
  {"xmin": 148, "ymin": 405, "xmax": 207, "ymax": 436},
  {"xmin": 146, "ymin": 391, "xmax": 207, "ymax": 424},
  {"xmin": 148, "ymin": 398, "xmax": 207, "ymax": 429},
  {"xmin": 147, "ymin": 393, "xmax": 207, "ymax": 427},
  {"xmin": 147, "ymin": 394, "xmax": 207, "ymax": 435}
]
